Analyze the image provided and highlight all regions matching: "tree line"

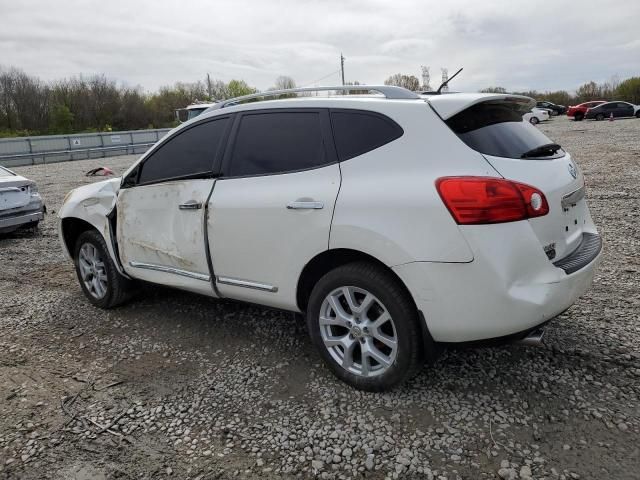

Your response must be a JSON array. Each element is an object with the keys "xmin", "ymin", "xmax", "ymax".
[
  {"xmin": 478, "ymin": 77, "xmax": 640, "ymax": 106},
  {"xmin": 1, "ymin": 66, "xmax": 639, "ymax": 138},
  {"xmin": 0, "ymin": 67, "xmax": 258, "ymax": 137},
  {"xmin": 383, "ymin": 73, "xmax": 640, "ymax": 106}
]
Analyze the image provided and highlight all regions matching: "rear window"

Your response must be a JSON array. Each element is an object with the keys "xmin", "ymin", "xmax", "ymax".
[
  {"xmin": 446, "ymin": 101, "xmax": 564, "ymax": 159},
  {"xmin": 331, "ymin": 110, "xmax": 403, "ymax": 161}
]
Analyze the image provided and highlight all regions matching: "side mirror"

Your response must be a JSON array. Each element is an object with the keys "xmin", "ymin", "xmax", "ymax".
[{"xmin": 121, "ymin": 166, "xmax": 139, "ymax": 188}]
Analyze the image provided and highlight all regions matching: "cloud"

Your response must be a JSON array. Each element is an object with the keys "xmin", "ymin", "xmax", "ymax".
[{"xmin": 0, "ymin": 0, "xmax": 638, "ymax": 93}]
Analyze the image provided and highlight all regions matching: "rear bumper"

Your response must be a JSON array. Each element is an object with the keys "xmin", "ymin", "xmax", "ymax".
[
  {"xmin": 0, "ymin": 206, "xmax": 45, "ymax": 231},
  {"xmin": 393, "ymin": 222, "xmax": 602, "ymax": 343}
]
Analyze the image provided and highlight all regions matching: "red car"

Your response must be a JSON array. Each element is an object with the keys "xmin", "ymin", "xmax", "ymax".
[{"xmin": 567, "ymin": 100, "xmax": 607, "ymax": 121}]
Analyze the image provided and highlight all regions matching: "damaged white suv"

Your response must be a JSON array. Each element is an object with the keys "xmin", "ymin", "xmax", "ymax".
[{"xmin": 58, "ymin": 86, "xmax": 601, "ymax": 391}]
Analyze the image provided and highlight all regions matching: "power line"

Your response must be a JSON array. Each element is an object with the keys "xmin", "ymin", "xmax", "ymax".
[{"xmin": 300, "ymin": 69, "xmax": 341, "ymax": 88}]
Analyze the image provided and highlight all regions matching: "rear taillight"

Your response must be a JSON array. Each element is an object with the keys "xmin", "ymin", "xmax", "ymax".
[{"xmin": 436, "ymin": 177, "xmax": 549, "ymax": 225}]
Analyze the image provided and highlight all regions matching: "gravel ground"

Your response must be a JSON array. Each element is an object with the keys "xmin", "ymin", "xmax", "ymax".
[{"xmin": 0, "ymin": 116, "xmax": 638, "ymax": 480}]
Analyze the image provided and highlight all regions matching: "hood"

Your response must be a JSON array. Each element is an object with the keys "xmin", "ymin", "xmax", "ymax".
[
  {"xmin": 60, "ymin": 177, "xmax": 121, "ymax": 215},
  {"xmin": 426, "ymin": 93, "xmax": 535, "ymax": 120}
]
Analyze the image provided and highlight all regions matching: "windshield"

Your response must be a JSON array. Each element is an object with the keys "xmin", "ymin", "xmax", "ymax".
[
  {"xmin": 187, "ymin": 108, "xmax": 208, "ymax": 120},
  {"xmin": 445, "ymin": 101, "xmax": 565, "ymax": 159}
]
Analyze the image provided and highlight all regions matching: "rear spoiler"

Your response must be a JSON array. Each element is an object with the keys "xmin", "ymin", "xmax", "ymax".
[{"xmin": 427, "ymin": 93, "xmax": 535, "ymax": 120}]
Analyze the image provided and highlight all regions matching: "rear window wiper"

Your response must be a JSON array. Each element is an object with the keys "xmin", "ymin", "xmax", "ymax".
[{"xmin": 521, "ymin": 143, "xmax": 562, "ymax": 158}]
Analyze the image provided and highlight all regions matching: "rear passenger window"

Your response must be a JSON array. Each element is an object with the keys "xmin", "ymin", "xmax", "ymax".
[
  {"xmin": 229, "ymin": 112, "xmax": 326, "ymax": 176},
  {"xmin": 138, "ymin": 117, "xmax": 229, "ymax": 184},
  {"xmin": 330, "ymin": 110, "xmax": 403, "ymax": 161}
]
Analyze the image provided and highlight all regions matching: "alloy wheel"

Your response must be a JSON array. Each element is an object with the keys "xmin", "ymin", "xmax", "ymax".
[
  {"xmin": 319, "ymin": 286, "xmax": 398, "ymax": 377},
  {"xmin": 78, "ymin": 242, "xmax": 108, "ymax": 299}
]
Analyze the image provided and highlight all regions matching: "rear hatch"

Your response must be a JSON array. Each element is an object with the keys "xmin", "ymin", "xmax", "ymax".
[
  {"xmin": 429, "ymin": 94, "xmax": 589, "ymax": 262},
  {"xmin": 0, "ymin": 168, "xmax": 32, "ymax": 211}
]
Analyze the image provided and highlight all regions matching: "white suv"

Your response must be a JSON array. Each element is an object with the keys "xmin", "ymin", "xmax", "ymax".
[{"xmin": 58, "ymin": 86, "xmax": 602, "ymax": 391}]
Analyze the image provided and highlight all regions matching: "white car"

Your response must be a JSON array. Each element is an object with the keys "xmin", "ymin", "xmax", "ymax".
[
  {"xmin": 175, "ymin": 102, "xmax": 218, "ymax": 123},
  {"xmin": 58, "ymin": 86, "xmax": 601, "ymax": 391},
  {"xmin": 524, "ymin": 107, "xmax": 550, "ymax": 124},
  {"xmin": 0, "ymin": 166, "xmax": 45, "ymax": 234}
]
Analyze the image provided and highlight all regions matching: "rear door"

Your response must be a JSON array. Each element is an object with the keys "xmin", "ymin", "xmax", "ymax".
[
  {"xmin": 440, "ymin": 98, "xmax": 593, "ymax": 262},
  {"xmin": 208, "ymin": 108, "xmax": 340, "ymax": 310},
  {"xmin": 616, "ymin": 102, "xmax": 634, "ymax": 118},
  {"xmin": 117, "ymin": 116, "xmax": 231, "ymax": 296}
]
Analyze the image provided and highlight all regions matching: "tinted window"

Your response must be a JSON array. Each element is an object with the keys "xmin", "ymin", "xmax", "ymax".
[
  {"xmin": 331, "ymin": 111, "xmax": 403, "ymax": 161},
  {"xmin": 617, "ymin": 103, "xmax": 631, "ymax": 109},
  {"xmin": 446, "ymin": 101, "xmax": 564, "ymax": 159},
  {"xmin": 229, "ymin": 112, "xmax": 326, "ymax": 176},
  {"xmin": 138, "ymin": 118, "xmax": 229, "ymax": 184}
]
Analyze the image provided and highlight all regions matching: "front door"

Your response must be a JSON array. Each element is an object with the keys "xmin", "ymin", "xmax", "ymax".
[
  {"xmin": 208, "ymin": 109, "xmax": 340, "ymax": 310},
  {"xmin": 117, "ymin": 115, "xmax": 232, "ymax": 296}
]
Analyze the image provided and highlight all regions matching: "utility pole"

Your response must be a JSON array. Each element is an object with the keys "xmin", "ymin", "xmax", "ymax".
[
  {"xmin": 421, "ymin": 66, "xmax": 431, "ymax": 91},
  {"xmin": 206, "ymin": 73, "xmax": 213, "ymax": 99},
  {"xmin": 340, "ymin": 53, "xmax": 345, "ymax": 85}
]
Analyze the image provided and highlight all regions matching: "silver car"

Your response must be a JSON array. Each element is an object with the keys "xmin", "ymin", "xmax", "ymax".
[{"xmin": 0, "ymin": 166, "xmax": 45, "ymax": 234}]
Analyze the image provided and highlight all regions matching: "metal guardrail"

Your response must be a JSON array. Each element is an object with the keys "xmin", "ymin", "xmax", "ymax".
[{"xmin": 0, "ymin": 128, "xmax": 172, "ymax": 168}]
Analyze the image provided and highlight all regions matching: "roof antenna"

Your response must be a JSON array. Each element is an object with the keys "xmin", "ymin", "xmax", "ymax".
[{"xmin": 436, "ymin": 67, "xmax": 463, "ymax": 94}]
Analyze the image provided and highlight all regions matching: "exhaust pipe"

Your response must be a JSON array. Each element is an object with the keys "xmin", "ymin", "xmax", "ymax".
[{"xmin": 515, "ymin": 328, "xmax": 545, "ymax": 347}]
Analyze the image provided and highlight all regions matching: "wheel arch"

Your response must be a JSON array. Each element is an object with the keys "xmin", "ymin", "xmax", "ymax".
[
  {"xmin": 60, "ymin": 217, "xmax": 97, "ymax": 257},
  {"xmin": 59, "ymin": 212, "xmax": 128, "ymax": 277},
  {"xmin": 297, "ymin": 248, "xmax": 439, "ymax": 362},
  {"xmin": 296, "ymin": 249, "xmax": 409, "ymax": 313}
]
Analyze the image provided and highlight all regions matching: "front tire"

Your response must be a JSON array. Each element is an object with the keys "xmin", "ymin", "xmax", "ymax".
[
  {"xmin": 574, "ymin": 113, "xmax": 584, "ymax": 121},
  {"xmin": 306, "ymin": 262, "xmax": 425, "ymax": 391},
  {"xmin": 74, "ymin": 230, "xmax": 134, "ymax": 309},
  {"xmin": 595, "ymin": 113, "xmax": 604, "ymax": 121},
  {"xmin": 529, "ymin": 116, "xmax": 539, "ymax": 125}
]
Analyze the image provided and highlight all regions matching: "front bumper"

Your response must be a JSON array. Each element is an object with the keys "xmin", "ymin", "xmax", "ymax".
[{"xmin": 393, "ymin": 222, "xmax": 602, "ymax": 343}]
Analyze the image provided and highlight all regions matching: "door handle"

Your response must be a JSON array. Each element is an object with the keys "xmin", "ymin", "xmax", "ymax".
[
  {"xmin": 286, "ymin": 201, "xmax": 324, "ymax": 210},
  {"xmin": 179, "ymin": 201, "xmax": 202, "ymax": 210}
]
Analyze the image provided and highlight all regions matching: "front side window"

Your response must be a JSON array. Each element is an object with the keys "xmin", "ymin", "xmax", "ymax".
[
  {"xmin": 138, "ymin": 117, "xmax": 229, "ymax": 184},
  {"xmin": 330, "ymin": 110, "xmax": 404, "ymax": 161},
  {"xmin": 446, "ymin": 100, "xmax": 565, "ymax": 159},
  {"xmin": 0, "ymin": 166, "xmax": 14, "ymax": 177},
  {"xmin": 229, "ymin": 111, "xmax": 326, "ymax": 176}
]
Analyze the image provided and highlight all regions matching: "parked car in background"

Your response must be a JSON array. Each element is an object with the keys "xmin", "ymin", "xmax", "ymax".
[
  {"xmin": 585, "ymin": 101, "xmax": 640, "ymax": 120},
  {"xmin": 0, "ymin": 166, "xmax": 45, "ymax": 234},
  {"xmin": 523, "ymin": 107, "xmax": 550, "ymax": 124},
  {"xmin": 58, "ymin": 87, "xmax": 601, "ymax": 391},
  {"xmin": 536, "ymin": 101, "xmax": 566, "ymax": 116},
  {"xmin": 567, "ymin": 100, "xmax": 607, "ymax": 121},
  {"xmin": 175, "ymin": 102, "xmax": 218, "ymax": 123}
]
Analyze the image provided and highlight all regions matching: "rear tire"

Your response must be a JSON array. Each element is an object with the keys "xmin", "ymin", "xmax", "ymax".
[
  {"xmin": 306, "ymin": 261, "xmax": 427, "ymax": 391},
  {"xmin": 574, "ymin": 113, "xmax": 584, "ymax": 121},
  {"xmin": 636, "ymin": 111, "xmax": 640, "ymax": 118},
  {"xmin": 529, "ymin": 116, "xmax": 539, "ymax": 125},
  {"xmin": 73, "ymin": 230, "xmax": 134, "ymax": 309}
]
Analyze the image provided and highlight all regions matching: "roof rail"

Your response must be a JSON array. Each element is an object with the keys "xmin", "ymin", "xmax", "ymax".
[{"xmin": 207, "ymin": 85, "xmax": 420, "ymax": 111}]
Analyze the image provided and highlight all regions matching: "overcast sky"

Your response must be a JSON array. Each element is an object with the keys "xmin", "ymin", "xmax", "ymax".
[{"xmin": 1, "ymin": 0, "xmax": 638, "ymax": 93}]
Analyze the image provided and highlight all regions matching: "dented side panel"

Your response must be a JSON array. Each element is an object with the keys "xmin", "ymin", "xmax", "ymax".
[{"xmin": 116, "ymin": 179, "xmax": 217, "ymax": 297}]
